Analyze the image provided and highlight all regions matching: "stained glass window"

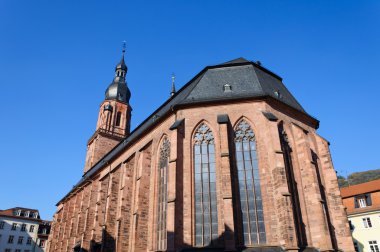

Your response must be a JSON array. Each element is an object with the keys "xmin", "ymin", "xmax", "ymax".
[
  {"xmin": 157, "ymin": 137, "xmax": 170, "ymax": 250},
  {"xmin": 235, "ymin": 120, "xmax": 266, "ymax": 245},
  {"xmin": 194, "ymin": 123, "xmax": 218, "ymax": 246}
]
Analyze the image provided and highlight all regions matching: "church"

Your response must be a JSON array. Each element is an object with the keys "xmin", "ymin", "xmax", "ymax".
[{"xmin": 47, "ymin": 49, "xmax": 354, "ymax": 252}]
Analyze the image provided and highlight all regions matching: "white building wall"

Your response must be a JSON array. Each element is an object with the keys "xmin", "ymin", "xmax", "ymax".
[
  {"xmin": 349, "ymin": 210, "xmax": 380, "ymax": 252},
  {"xmin": 0, "ymin": 216, "xmax": 40, "ymax": 252}
]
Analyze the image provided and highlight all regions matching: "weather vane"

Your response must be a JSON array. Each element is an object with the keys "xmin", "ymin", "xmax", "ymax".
[{"xmin": 122, "ymin": 40, "xmax": 126, "ymax": 54}]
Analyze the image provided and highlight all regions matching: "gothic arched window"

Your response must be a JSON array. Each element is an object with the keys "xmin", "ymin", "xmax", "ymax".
[
  {"xmin": 194, "ymin": 123, "xmax": 218, "ymax": 246},
  {"xmin": 234, "ymin": 120, "xmax": 266, "ymax": 245},
  {"xmin": 157, "ymin": 137, "xmax": 170, "ymax": 250}
]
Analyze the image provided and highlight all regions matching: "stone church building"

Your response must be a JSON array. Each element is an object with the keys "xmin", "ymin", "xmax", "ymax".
[{"xmin": 47, "ymin": 50, "xmax": 354, "ymax": 252}]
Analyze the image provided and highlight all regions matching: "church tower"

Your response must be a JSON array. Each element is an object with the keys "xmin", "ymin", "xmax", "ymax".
[{"xmin": 84, "ymin": 48, "xmax": 132, "ymax": 173}]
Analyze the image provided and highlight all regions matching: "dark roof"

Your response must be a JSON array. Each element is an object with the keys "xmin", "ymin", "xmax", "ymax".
[
  {"xmin": 178, "ymin": 59, "xmax": 304, "ymax": 112},
  {"xmin": 115, "ymin": 54, "xmax": 127, "ymax": 71},
  {"xmin": 105, "ymin": 54, "xmax": 131, "ymax": 103},
  {"xmin": 105, "ymin": 78, "xmax": 131, "ymax": 104},
  {"xmin": 57, "ymin": 57, "xmax": 317, "ymax": 205}
]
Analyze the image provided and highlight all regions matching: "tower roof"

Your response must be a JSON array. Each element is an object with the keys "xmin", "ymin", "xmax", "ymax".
[
  {"xmin": 105, "ymin": 52, "xmax": 131, "ymax": 104},
  {"xmin": 115, "ymin": 54, "xmax": 128, "ymax": 71}
]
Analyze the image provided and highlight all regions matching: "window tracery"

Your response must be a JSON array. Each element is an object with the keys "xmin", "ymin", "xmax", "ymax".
[
  {"xmin": 193, "ymin": 123, "xmax": 218, "ymax": 246},
  {"xmin": 234, "ymin": 119, "xmax": 266, "ymax": 245}
]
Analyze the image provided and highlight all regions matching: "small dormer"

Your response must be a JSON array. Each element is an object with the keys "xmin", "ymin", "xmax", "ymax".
[{"xmin": 15, "ymin": 209, "xmax": 21, "ymax": 216}]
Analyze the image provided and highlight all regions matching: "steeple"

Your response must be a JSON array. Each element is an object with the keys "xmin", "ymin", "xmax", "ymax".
[
  {"xmin": 170, "ymin": 73, "xmax": 176, "ymax": 97},
  {"xmin": 84, "ymin": 44, "xmax": 133, "ymax": 173},
  {"xmin": 105, "ymin": 44, "xmax": 131, "ymax": 104}
]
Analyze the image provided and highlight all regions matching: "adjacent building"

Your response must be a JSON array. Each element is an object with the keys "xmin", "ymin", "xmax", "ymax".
[
  {"xmin": 0, "ymin": 207, "xmax": 51, "ymax": 252},
  {"xmin": 341, "ymin": 179, "xmax": 380, "ymax": 252},
  {"xmin": 47, "ymin": 51, "xmax": 354, "ymax": 252}
]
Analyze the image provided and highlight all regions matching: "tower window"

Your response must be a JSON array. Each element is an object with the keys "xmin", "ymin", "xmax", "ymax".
[
  {"xmin": 116, "ymin": 112, "xmax": 122, "ymax": 127},
  {"xmin": 193, "ymin": 123, "xmax": 218, "ymax": 246},
  {"xmin": 234, "ymin": 119, "xmax": 266, "ymax": 245}
]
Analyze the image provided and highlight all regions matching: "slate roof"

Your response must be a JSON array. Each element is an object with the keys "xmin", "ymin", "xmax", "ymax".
[
  {"xmin": 57, "ymin": 57, "xmax": 315, "ymax": 204},
  {"xmin": 105, "ymin": 54, "xmax": 131, "ymax": 104}
]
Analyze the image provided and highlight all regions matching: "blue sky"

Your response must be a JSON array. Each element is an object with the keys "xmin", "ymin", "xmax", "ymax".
[{"xmin": 0, "ymin": 1, "xmax": 379, "ymax": 219}]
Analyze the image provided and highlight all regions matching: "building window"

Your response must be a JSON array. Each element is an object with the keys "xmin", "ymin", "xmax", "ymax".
[
  {"xmin": 157, "ymin": 137, "xmax": 170, "ymax": 251},
  {"xmin": 278, "ymin": 123, "xmax": 308, "ymax": 248},
  {"xmin": 194, "ymin": 123, "xmax": 218, "ymax": 246},
  {"xmin": 0, "ymin": 221, "xmax": 4, "ymax": 229},
  {"xmin": 25, "ymin": 211, "xmax": 30, "ymax": 217},
  {"xmin": 115, "ymin": 111, "xmax": 122, "ymax": 127},
  {"xmin": 42, "ymin": 228, "xmax": 47, "ymax": 234},
  {"xmin": 349, "ymin": 220, "xmax": 354, "ymax": 231},
  {"xmin": 15, "ymin": 209, "xmax": 21, "ymax": 216},
  {"xmin": 355, "ymin": 194, "xmax": 372, "ymax": 208},
  {"xmin": 8, "ymin": 235, "xmax": 14, "ymax": 243},
  {"xmin": 27, "ymin": 237, "xmax": 32, "ymax": 245},
  {"xmin": 363, "ymin": 217, "xmax": 372, "ymax": 228},
  {"xmin": 223, "ymin": 83, "xmax": 232, "ymax": 92},
  {"xmin": 18, "ymin": 236, "xmax": 24, "ymax": 244},
  {"xmin": 369, "ymin": 241, "xmax": 379, "ymax": 252},
  {"xmin": 5, "ymin": 249, "xmax": 11, "ymax": 252},
  {"xmin": 21, "ymin": 224, "xmax": 26, "ymax": 231},
  {"xmin": 11, "ymin": 223, "xmax": 17, "ymax": 230},
  {"xmin": 353, "ymin": 241, "xmax": 360, "ymax": 252},
  {"xmin": 39, "ymin": 240, "xmax": 45, "ymax": 247},
  {"xmin": 25, "ymin": 250, "xmax": 31, "ymax": 252},
  {"xmin": 16, "ymin": 249, "xmax": 21, "ymax": 252},
  {"xmin": 29, "ymin": 225, "xmax": 34, "ymax": 232},
  {"xmin": 234, "ymin": 119, "xmax": 266, "ymax": 245},
  {"xmin": 33, "ymin": 212, "xmax": 38, "ymax": 218}
]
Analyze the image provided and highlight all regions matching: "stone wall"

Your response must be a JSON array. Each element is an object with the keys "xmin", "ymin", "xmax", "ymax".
[{"xmin": 47, "ymin": 101, "xmax": 354, "ymax": 252}]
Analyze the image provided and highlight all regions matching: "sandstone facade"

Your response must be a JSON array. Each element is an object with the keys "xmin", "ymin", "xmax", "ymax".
[{"xmin": 47, "ymin": 56, "xmax": 354, "ymax": 252}]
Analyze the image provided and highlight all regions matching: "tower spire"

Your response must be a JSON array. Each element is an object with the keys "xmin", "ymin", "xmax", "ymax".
[
  {"xmin": 170, "ymin": 73, "xmax": 176, "ymax": 97},
  {"xmin": 84, "ymin": 45, "xmax": 133, "ymax": 173}
]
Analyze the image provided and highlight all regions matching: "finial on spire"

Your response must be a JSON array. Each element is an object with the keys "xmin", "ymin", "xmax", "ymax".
[
  {"xmin": 122, "ymin": 40, "xmax": 126, "ymax": 55},
  {"xmin": 170, "ymin": 73, "xmax": 176, "ymax": 97}
]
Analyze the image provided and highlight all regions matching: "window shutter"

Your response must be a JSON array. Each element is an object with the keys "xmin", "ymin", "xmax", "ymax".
[
  {"xmin": 365, "ymin": 194, "xmax": 372, "ymax": 206},
  {"xmin": 354, "ymin": 197, "xmax": 359, "ymax": 208}
]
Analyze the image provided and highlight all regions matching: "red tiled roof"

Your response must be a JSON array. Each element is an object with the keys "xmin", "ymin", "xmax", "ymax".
[
  {"xmin": 0, "ymin": 207, "xmax": 39, "ymax": 216},
  {"xmin": 0, "ymin": 207, "xmax": 44, "ymax": 222},
  {"xmin": 340, "ymin": 179, "xmax": 380, "ymax": 198}
]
